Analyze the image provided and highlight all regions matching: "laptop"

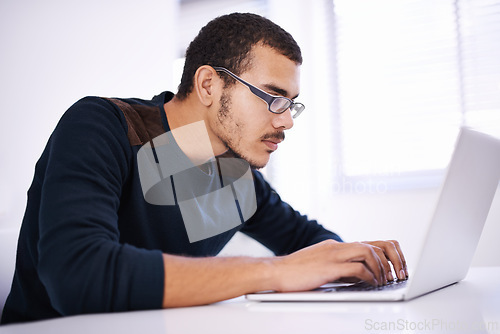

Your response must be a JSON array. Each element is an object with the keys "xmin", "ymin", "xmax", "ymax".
[{"xmin": 247, "ymin": 127, "xmax": 500, "ymax": 302}]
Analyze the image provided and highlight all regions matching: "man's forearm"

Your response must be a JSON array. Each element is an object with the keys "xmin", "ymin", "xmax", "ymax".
[
  {"xmin": 162, "ymin": 254, "xmax": 276, "ymax": 308},
  {"xmin": 161, "ymin": 240, "xmax": 408, "ymax": 308}
]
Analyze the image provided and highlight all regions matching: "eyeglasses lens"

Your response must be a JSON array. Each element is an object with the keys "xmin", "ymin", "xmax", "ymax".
[{"xmin": 270, "ymin": 98, "xmax": 291, "ymax": 113}]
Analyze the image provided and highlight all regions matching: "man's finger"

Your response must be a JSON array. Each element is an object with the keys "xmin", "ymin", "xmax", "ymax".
[
  {"xmin": 367, "ymin": 240, "xmax": 407, "ymax": 280},
  {"xmin": 334, "ymin": 243, "xmax": 385, "ymax": 285},
  {"xmin": 389, "ymin": 240, "xmax": 409, "ymax": 278},
  {"xmin": 382, "ymin": 240, "xmax": 407, "ymax": 280},
  {"xmin": 371, "ymin": 246, "xmax": 392, "ymax": 283},
  {"xmin": 337, "ymin": 262, "xmax": 378, "ymax": 286}
]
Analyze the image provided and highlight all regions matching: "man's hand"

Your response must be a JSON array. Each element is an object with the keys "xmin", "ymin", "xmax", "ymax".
[
  {"xmin": 271, "ymin": 239, "xmax": 408, "ymax": 293},
  {"xmin": 362, "ymin": 240, "xmax": 408, "ymax": 281}
]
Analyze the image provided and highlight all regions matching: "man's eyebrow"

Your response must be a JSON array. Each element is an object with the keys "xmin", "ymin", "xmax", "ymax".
[{"xmin": 263, "ymin": 84, "xmax": 299, "ymax": 100}]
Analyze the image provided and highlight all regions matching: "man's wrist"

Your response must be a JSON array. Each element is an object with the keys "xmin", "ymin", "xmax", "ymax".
[{"xmin": 254, "ymin": 257, "xmax": 280, "ymax": 292}]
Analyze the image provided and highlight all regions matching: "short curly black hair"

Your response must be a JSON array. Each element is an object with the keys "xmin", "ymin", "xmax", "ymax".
[{"xmin": 176, "ymin": 13, "xmax": 302, "ymax": 100}]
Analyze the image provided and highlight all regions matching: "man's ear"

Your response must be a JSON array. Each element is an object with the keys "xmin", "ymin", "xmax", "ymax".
[{"xmin": 193, "ymin": 66, "xmax": 220, "ymax": 107}]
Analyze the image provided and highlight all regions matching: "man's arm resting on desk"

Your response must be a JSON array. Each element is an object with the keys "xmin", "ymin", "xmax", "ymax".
[{"xmin": 162, "ymin": 239, "xmax": 408, "ymax": 308}]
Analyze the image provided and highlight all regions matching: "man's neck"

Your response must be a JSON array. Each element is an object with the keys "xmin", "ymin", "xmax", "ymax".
[
  {"xmin": 163, "ymin": 95, "xmax": 227, "ymax": 165},
  {"xmin": 163, "ymin": 95, "xmax": 201, "ymax": 131}
]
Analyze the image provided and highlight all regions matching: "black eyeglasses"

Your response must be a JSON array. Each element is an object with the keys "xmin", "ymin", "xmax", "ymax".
[{"xmin": 213, "ymin": 66, "xmax": 305, "ymax": 119}]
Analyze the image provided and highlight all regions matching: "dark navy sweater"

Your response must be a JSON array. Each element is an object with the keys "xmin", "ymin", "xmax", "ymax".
[{"xmin": 1, "ymin": 92, "xmax": 341, "ymax": 324}]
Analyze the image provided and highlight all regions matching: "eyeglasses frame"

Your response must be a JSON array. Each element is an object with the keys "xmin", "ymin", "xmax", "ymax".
[{"xmin": 212, "ymin": 66, "xmax": 304, "ymax": 119}]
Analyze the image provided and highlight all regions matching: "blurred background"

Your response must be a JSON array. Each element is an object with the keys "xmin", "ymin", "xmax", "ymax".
[{"xmin": 1, "ymin": 0, "xmax": 499, "ymax": 306}]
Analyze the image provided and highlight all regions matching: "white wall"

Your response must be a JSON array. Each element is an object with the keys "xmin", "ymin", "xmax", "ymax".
[{"xmin": 0, "ymin": 0, "xmax": 178, "ymax": 228}]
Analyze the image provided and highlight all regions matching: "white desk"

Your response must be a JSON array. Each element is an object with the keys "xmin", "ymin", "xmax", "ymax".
[{"xmin": 1, "ymin": 267, "xmax": 499, "ymax": 334}]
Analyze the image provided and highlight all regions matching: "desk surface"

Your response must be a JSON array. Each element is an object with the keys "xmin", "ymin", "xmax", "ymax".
[{"xmin": 1, "ymin": 267, "xmax": 499, "ymax": 334}]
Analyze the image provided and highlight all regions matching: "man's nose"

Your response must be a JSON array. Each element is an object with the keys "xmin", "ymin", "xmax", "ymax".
[{"xmin": 271, "ymin": 108, "xmax": 294, "ymax": 130}]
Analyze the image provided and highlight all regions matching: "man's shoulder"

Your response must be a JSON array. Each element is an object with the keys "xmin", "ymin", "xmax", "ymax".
[{"xmin": 71, "ymin": 92, "xmax": 172, "ymax": 147}]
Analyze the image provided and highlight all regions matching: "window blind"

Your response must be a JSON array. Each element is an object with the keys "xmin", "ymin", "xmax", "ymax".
[
  {"xmin": 332, "ymin": 0, "xmax": 500, "ymax": 187},
  {"xmin": 460, "ymin": 0, "xmax": 500, "ymax": 136}
]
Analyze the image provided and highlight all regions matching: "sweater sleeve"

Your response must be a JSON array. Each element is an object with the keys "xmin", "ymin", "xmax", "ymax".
[
  {"xmin": 37, "ymin": 97, "xmax": 164, "ymax": 316},
  {"xmin": 239, "ymin": 171, "xmax": 343, "ymax": 256}
]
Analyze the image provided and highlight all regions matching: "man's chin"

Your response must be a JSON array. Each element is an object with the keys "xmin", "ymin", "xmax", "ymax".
[
  {"xmin": 246, "ymin": 155, "xmax": 270, "ymax": 170},
  {"xmin": 222, "ymin": 148, "xmax": 270, "ymax": 170}
]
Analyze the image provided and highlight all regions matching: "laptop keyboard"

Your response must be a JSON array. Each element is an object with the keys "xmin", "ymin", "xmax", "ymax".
[{"xmin": 321, "ymin": 279, "xmax": 408, "ymax": 293}]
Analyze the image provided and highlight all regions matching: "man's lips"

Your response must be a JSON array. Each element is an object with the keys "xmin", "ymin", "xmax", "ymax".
[
  {"xmin": 262, "ymin": 139, "xmax": 282, "ymax": 151},
  {"xmin": 261, "ymin": 132, "xmax": 285, "ymax": 152}
]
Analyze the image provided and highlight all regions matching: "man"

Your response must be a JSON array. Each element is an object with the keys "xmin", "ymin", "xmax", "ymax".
[{"xmin": 1, "ymin": 13, "xmax": 407, "ymax": 324}]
